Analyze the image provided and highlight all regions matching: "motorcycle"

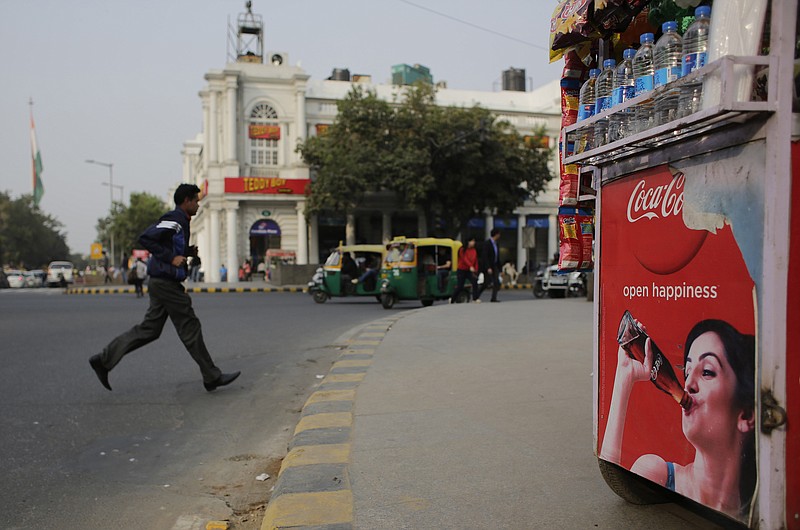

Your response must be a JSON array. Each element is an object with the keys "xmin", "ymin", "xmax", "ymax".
[{"xmin": 532, "ymin": 265, "xmax": 587, "ymax": 299}]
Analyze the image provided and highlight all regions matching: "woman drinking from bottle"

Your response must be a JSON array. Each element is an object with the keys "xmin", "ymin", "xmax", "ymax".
[{"xmin": 601, "ymin": 319, "xmax": 756, "ymax": 520}]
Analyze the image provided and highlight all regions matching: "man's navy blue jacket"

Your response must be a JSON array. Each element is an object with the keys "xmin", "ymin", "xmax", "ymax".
[{"xmin": 139, "ymin": 208, "xmax": 190, "ymax": 281}]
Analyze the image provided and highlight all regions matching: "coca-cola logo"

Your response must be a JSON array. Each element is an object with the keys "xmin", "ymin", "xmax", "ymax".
[
  {"xmin": 613, "ymin": 167, "xmax": 707, "ymax": 275},
  {"xmin": 627, "ymin": 172, "xmax": 684, "ymax": 223}
]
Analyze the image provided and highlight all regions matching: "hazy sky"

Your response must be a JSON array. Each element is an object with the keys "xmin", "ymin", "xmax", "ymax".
[{"xmin": 1, "ymin": 0, "xmax": 562, "ymax": 256}]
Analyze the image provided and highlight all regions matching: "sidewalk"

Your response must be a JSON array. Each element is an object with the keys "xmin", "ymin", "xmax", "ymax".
[{"xmin": 264, "ymin": 298, "xmax": 722, "ymax": 529}]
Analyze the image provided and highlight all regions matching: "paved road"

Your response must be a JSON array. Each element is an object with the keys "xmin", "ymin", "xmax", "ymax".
[{"xmin": 0, "ymin": 287, "xmax": 536, "ymax": 529}]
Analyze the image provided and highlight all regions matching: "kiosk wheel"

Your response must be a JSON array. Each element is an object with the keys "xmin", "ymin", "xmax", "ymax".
[
  {"xmin": 421, "ymin": 299, "xmax": 434, "ymax": 307},
  {"xmin": 598, "ymin": 459, "xmax": 669, "ymax": 505}
]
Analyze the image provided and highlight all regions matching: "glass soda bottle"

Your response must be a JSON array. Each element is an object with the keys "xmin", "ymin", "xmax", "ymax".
[
  {"xmin": 576, "ymin": 68, "xmax": 599, "ymax": 153},
  {"xmin": 616, "ymin": 310, "xmax": 693, "ymax": 409},
  {"xmin": 633, "ymin": 32, "xmax": 655, "ymax": 133},
  {"xmin": 593, "ymin": 59, "xmax": 616, "ymax": 147},
  {"xmin": 609, "ymin": 49, "xmax": 636, "ymax": 142},
  {"xmin": 678, "ymin": 6, "xmax": 711, "ymax": 118},
  {"xmin": 653, "ymin": 21, "xmax": 683, "ymax": 126}
]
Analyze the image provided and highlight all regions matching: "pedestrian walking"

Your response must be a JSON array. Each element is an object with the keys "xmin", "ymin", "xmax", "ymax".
[
  {"xmin": 102, "ymin": 250, "xmax": 111, "ymax": 284},
  {"xmin": 120, "ymin": 252, "xmax": 129, "ymax": 284},
  {"xmin": 451, "ymin": 236, "xmax": 480, "ymax": 303},
  {"xmin": 478, "ymin": 228, "xmax": 502, "ymax": 302},
  {"xmin": 89, "ymin": 184, "xmax": 240, "ymax": 392},
  {"xmin": 132, "ymin": 257, "xmax": 147, "ymax": 298}
]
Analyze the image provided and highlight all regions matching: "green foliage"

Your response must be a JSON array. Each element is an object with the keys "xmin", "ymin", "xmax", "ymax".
[
  {"xmin": 0, "ymin": 191, "xmax": 70, "ymax": 268},
  {"xmin": 297, "ymin": 83, "xmax": 554, "ymax": 238},
  {"xmin": 95, "ymin": 192, "xmax": 167, "ymax": 256}
]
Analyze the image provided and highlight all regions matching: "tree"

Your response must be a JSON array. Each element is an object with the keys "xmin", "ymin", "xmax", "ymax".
[
  {"xmin": 96, "ymin": 192, "xmax": 167, "ymax": 259},
  {"xmin": 298, "ymin": 83, "xmax": 554, "ymax": 238},
  {"xmin": 0, "ymin": 192, "xmax": 70, "ymax": 268}
]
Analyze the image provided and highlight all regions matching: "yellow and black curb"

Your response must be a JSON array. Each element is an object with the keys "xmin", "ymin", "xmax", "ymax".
[
  {"xmin": 261, "ymin": 317, "xmax": 402, "ymax": 530},
  {"xmin": 65, "ymin": 284, "xmax": 530, "ymax": 296},
  {"xmin": 64, "ymin": 286, "xmax": 308, "ymax": 295}
]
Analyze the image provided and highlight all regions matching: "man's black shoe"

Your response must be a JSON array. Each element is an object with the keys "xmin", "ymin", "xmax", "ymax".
[
  {"xmin": 89, "ymin": 354, "xmax": 112, "ymax": 391},
  {"xmin": 204, "ymin": 371, "xmax": 241, "ymax": 392},
  {"xmin": 491, "ymin": 299, "xmax": 501, "ymax": 303}
]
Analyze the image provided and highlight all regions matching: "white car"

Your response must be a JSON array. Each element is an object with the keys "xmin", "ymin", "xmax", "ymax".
[
  {"xmin": 47, "ymin": 261, "xmax": 75, "ymax": 287},
  {"xmin": 24, "ymin": 270, "xmax": 45, "ymax": 288},
  {"xmin": 6, "ymin": 270, "xmax": 26, "ymax": 288}
]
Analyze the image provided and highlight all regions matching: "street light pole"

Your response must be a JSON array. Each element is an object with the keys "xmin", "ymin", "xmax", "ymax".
[{"xmin": 86, "ymin": 159, "xmax": 115, "ymax": 267}]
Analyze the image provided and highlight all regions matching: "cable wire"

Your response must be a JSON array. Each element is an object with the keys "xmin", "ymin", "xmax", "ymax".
[{"xmin": 396, "ymin": 0, "xmax": 547, "ymax": 51}]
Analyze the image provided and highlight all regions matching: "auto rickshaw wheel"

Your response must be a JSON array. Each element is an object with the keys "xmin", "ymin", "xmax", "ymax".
[
  {"xmin": 312, "ymin": 290, "xmax": 328, "ymax": 304},
  {"xmin": 380, "ymin": 293, "xmax": 397, "ymax": 309},
  {"xmin": 454, "ymin": 291, "xmax": 470, "ymax": 304},
  {"xmin": 597, "ymin": 459, "xmax": 670, "ymax": 505},
  {"xmin": 421, "ymin": 299, "xmax": 434, "ymax": 307},
  {"xmin": 533, "ymin": 282, "xmax": 546, "ymax": 299}
]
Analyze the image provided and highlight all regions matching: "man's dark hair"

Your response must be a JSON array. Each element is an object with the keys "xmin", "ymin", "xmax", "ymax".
[
  {"xmin": 174, "ymin": 184, "xmax": 201, "ymax": 207},
  {"xmin": 490, "ymin": 228, "xmax": 500, "ymax": 237}
]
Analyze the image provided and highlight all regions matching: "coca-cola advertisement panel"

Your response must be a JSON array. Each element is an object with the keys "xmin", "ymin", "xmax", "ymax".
[{"xmin": 597, "ymin": 164, "xmax": 757, "ymax": 523}]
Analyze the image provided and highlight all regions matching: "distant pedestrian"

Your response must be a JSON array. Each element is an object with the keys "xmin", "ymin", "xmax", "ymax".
[
  {"xmin": 132, "ymin": 258, "xmax": 147, "ymax": 298},
  {"xmin": 220, "ymin": 264, "xmax": 228, "ymax": 282},
  {"xmin": 451, "ymin": 236, "xmax": 480, "ymax": 303},
  {"xmin": 189, "ymin": 255, "xmax": 202, "ymax": 282},
  {"xmin": 502, "ymin": 261, "xmax": 519, "ymax": 286},
  {"xmin": 89, "ymin": 184, "xmax": 240, "ymax": 392},
  {"xmin": 478, "ymin": 228, "xmax": 502, "ymax": 302},
  {"xmin": 120, "ymin": 252, "xmax": 129, "ymax": 284},
  {"xmin": 102, "ymin": 250, "xmax": 111, "ymax": 284}
]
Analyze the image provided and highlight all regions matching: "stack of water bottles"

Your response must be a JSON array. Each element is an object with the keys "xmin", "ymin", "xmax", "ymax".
[{"xmin": 573, "ymin": 6, "xmax": 711, "ymax": 153}]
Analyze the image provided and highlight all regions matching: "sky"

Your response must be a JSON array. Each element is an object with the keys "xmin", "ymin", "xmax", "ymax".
[{"xmin": 1, "ymin": 0, "xmax": 563, "ymax": 256}]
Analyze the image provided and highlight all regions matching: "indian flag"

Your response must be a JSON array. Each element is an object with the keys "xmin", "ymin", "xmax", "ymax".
[{"xmin": 30, "ymin": 110, "xmax": 44, "ymax": 207}]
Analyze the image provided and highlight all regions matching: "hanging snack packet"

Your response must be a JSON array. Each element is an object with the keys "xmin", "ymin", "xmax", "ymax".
[
  {"xmin": 550, "ymin": 0, "xmax": 593, "ymax": 53},
  {"xmin": 558, "ymin": 207, "xmax": 594, "ymax": 271}
]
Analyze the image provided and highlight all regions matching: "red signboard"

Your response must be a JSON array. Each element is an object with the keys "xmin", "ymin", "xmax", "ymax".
[
  {"xmin": 598, "ymin": 165, "xmax": 757, "ymax": 524},
  {"xmin": 224, "ymin": 177, "xmax": 309, "ymax": 195},
  {"xmin": 248, "ymin": 124, "xmax": 281, "ymax": 140},
  {"xmin": 315, "ymin": 123, "xmax": 331, "ymax": 135}
]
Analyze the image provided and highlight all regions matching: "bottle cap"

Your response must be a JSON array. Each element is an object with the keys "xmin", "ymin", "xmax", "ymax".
[
  {"xmin": 623, "ymin": 48, "xmax": 636, "ymax": 60},
  {"xmin": 640, "ymin": 32, "xmax": 654, "ymax": 44},
  {"xmin": 589, "ymin": 69, "xmax": 600, "ymax": 77},
  {"xmin": 695, "ymin": 5, "xmax": 711, "ymax": 18},
  {"xmin": 662, "ymin": 21, "xmax": 678, "ymax": 32},
  {"xmin": 603, "ymin": 59, "xmax": 616, "ymax": 69}
]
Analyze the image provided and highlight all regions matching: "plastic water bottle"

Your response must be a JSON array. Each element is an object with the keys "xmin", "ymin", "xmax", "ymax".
[
  {"xmin": 633, "ymin": 32, "xmax": 655, "ymax": 133},
  {"xmin": 609, "ymin": 49, "xmax": 636, "ymax": 142},
  {"xmin": 678, "ymin": 6, "xmax": 711, "ymax": 117},
  {"xmin": 576, "ymin": 69, "xmax": 599, "ymax": 152},
  {"xmin": 593, "ymin": 59, "xmax": 616, "ymax": 147},
  {"xmin": 653, "ymin": 21, "xmax": 683, "ymax": 125}
]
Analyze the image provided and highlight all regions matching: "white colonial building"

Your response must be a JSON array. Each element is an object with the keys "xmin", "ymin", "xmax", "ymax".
[{"xmin": 182, "ymin": 7, "xmax": 561, "ymax": 283}]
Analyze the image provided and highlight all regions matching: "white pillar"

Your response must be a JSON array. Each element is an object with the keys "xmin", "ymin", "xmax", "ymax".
[
  {"xmin": 209, "ymin": 90, "xmax": 219, "ymax": 163},
  {"xmin": 485, "ymin": 213, "xmax": 494, "ymax": 239},
  {"xmin": 517, "ymin": 214, "xmax": 526, "ymax": 272},
  {"xmin": 309, "ymin": 214, "xmax": 319, "ymax": 264},
  {"xmin": 209, "ymin": 208, "xmax": 221, "ymax": 282},
  {"xmin": 346, "ymin": 213, "xmax": 356, "ymax": 245},
  {"xmin": 296, "ymin": 203, "xmax": 308, "ymax": 265},
  {"xmin": 226, "ymin": 77, "xmax": 237, "ymax": 161},
  {"xmin": 281, "ymin": 123, "xmax": 289, "ymax": 166},
  {"xmin": 382, "ymin": 212, "xmax": 392, "ymax": 243},
  {"xmin": 548, "ymin": 214, "xmax": 558, "ymax": 264},
  {"xmin": 295, "ymin": 89, "xmax": 306, "ymax": 164},
  {"xmin": 226, "ymin": 205, "xmax": 238, "ymax": 283},
  {"xmin": 202, "ymin": 96, "xmax": 210, "ymax": 172}
]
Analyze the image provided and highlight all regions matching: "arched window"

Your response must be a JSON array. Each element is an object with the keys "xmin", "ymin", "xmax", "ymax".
[{"xmin": 249, "ymin": 103, "xmax": 279, "ymax": 167}]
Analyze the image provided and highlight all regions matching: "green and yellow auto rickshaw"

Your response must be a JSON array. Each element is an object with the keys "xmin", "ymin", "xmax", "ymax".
[
  {"xmin": 378, "ymin": 237, "xmax": 469, "ymax": 309},
  {"xmin": 308, "ymin": 243, "xmax": 386, "ymax": 303}
]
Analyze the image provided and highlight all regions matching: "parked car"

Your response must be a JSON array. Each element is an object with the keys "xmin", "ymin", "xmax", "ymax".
[
  {"xmin": 46, "ymin": 261, "xmax": 75, "ymax": 287},
  {"xmin": 6, "ymin": 270, "xmax": 26, "ymax": 288},
  {"xmin": 25, "ymin": 270, "xmax": 45, "ymax": 288}
]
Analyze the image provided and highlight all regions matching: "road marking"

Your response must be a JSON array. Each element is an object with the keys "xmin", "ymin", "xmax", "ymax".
[
  {"xmin": 262, "ymin": 490, "xmax": 352, "ymax": 529},
  {"xmin": 279, "ymin": 443, "xmax": 350, "ymax": 475},
  {"xmin": 304, "ymin": 389, "xmax": 356, "ymax": 405},
  {"xmin": 294, "ymin": 412, "xmax": 352, "ymax": 435}
]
